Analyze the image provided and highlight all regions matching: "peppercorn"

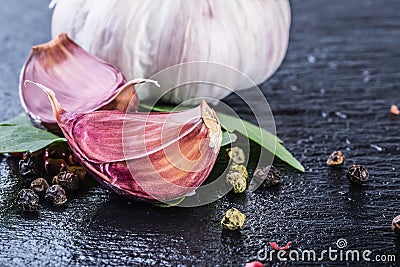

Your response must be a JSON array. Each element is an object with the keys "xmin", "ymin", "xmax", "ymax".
[
  {"xmin": 66, "ymin": 166, "xmax": 87, "ymax": 182},
  {"xmin": 326, "ymin": 150, "xmax": 345, "ymax": 166},
  {"xmin": 68, "ymin": 153, "xmax": 80, "ymax": 166},
  {"xmin": 226, "ymin": 171, "xmax": 247, "ymax": 193},
  {"xmin": 45, "ymin": 185, "xmax": 67, "ymax": 206},
  {"xmin": 226, "ymin": 163, "xmax": 248, "ymax": 193},
  {"xmin": 16, "ymin": 189, "xmax": 39, "ymax": 212},
  {"xmin": 221, "ymin": 208, "xmax": 246, "ymax": 231},
  {"xmin": 229, "ymin": 164, "xmax": 248, "ymax": 179},
  {"xmin": 44, "ymin": 158, "xmax": 67, "ymax": 177},
  {"xmin": 18, "ymin": 152, "xmax": 42, "ymax": 180},
  {"xmin": 30, "ymin": 178, "xmax": 49, "ymax": 194},
  {"xmin": 43, "ymin": 142, "xmax": 70, "ymax": 162},
  {"xmin": 346, "ymin": 165, "xmax": 368, "ymax": 183},
  {"xmin": 390, "ymin": 105, "xmax": 400, "ymax": 116},
  {"xmin": 392, "ymin": 215, "xmax": 400, "ymax": 236},
  {"xmin": 52, "ymin": 171, "xmax": 79, "ymax": 191},
  {"xmin": 253, "ymin": 165, "xmax": 281, "ymax": 188},
  {"xmin": 226, "ymin": 147, "xmax": 246, "ymax": 164}
]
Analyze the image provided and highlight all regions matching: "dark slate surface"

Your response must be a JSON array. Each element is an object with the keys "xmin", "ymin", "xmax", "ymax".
[{"xmin": 1, "ymin": 0, "xmax": 400, "ymax": 266}]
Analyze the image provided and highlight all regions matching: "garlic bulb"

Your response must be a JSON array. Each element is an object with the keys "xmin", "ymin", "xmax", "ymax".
[{"xmin": 51, "ymin": 0, "xmax": 291, "ymax": 104}]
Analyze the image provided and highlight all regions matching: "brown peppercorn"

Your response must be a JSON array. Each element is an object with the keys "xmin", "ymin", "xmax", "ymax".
[
  {"xmin": 346, "ymin": 165, "xmax": 369, "ymax": 183},
  {"xmin": 52, "ymin": 171, "xmax": 79, "ymax": 191},
  {"xmin": 326, "ymin": 151, "xmax": 345, "ymax": 166},
  {"xmin": 392, "ymin": 215, "xmax": 400, "ymax": 236},
  {"xmin": 43, "ymin": 142, "xmax": 70, "ymax": 162},
  {"xmin": 66, "ymin": 166, "xmax": 87, "ymax": 182},
  {"xmin": 30, "ymin": 178, "xmax": 49, "ymax": 194},
  {"xmin": 45, "ymin": 185, "xmax": 67, "ymax": 206},
  {"xmin": 44, "ymin": 158, "xmax": 67, "ymax": 177},
  {"xmin": 16, "ymin": 189, "xmax": 39, "ymax": 212},
  {"xmin": 68, "ymin": 153, "xmax": 80, "ymax": 166},
  {"xmin": 253, "ymin": 166, "xmax": 281, "ymax": 188}
]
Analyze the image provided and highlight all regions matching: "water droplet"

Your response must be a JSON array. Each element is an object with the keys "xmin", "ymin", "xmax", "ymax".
[
  {"xmin": 307, "ymin": 55, "xmax": 316, "ymax": 63},
  {"xmin": 370, "ymin": 144, "xmax": 383, "ymax": 151},
  {"xmin": 328, "ymin": 62, "xmax": 337, "ymax": 69},
  {"xmin": 334, "ymin": 111, "xmax": 347, "ymax": 119}
]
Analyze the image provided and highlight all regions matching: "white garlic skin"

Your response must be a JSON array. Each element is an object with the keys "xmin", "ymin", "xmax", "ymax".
[{"xmin": 51, "ymin": 0, "xmax": 291, "ymax": 104}]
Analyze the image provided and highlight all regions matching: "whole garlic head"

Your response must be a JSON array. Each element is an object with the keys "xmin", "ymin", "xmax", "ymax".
[{"xmin": 51, "ymin": 0, "xmax": 291, "ymax": 104}]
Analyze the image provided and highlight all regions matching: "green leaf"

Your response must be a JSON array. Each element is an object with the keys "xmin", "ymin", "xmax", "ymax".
[
  {"xmin": 1, "ymin": 113, "xmax": 33, "ymax": 126},
  {"xmin": 216, "ymin": 113, "xmax": 304, "ymax": 172},
  {"xmin": 139, "ymin": 103, "xmax": 305, "ymax": 172},
  {"xmin": 0, "ymin": 124, "xmax": 66, "ymax": 153}
]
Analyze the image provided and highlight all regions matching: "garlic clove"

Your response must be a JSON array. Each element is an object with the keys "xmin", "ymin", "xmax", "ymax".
[
  {"xmin": 20, "ymin": 33, "xmax": 145, "ymax": 132},
  {"xmin": 27, "ymin": 81, "xmax": 222, "ymax": 203}
]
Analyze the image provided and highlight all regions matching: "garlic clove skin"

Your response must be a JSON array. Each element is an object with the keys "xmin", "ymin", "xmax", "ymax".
[
  {"xmin": 51, "ymin": 0, "xmax": 291, "ymax": 104},
  {"xmin": 20, "ymin": 33, "xmax": 143, "ymax": 132},
  {"xmin": 27, "ymin": 81, "xmax": 222, "ymax": 203}
]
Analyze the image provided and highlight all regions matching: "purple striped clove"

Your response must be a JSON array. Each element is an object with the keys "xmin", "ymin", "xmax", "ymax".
[
  {"xmin": 20, "ymin": 33, "xmax": 146, "ymax": 132},
  {"xmin": 26, "ymin": 81, "xmax": 222, "ymax": 203}
]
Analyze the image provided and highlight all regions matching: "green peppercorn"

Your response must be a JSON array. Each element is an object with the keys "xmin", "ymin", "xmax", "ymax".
[
  {"xmin": 226, "ymin": 171, "xmax": 247, "ymax": 193},
  {"xmin": 226, "ymin": 147, "xmax": 246, "ymax": 164},
  {"xmin": 229, "ymin": 164, "xmax": 248, "ymax": 179},
  {"xmin": 45, "ymin": 185, "xmax": 67, "ymax": 206},
  {"xmin": 30, "ymin": 178, "xmax": 49, "ymax": 194},
  {"xmin": 16, "ymin": 189, "xmax": 39, "ymax": 212},
  {"xmin": 346, "ymin": 165, "xmax": 368, "ymax": 183},
  {"xmin": 221, "ymin": 208, "xmax": 246, "ymax": 231}
]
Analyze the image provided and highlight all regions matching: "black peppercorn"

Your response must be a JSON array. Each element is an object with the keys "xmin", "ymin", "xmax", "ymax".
[
  {"xmin": 252, "ymin": 165, "xmax": 281, "ymax": 188},
  {"xmin": 16, "ymin": 189, "xmax": 39, "ymax": 212},
  {"xmin": 44, "ymin": 158, "xmax": 67, "ymax": 177},
  {"xmin": 30, "ymin": 178, "xmax": 49, "ymax": 194},
  {"xmin": 327, "ymin": 151, "xmax": 345, "ymax": 166},
  {"xmin": 52, "ymin": 171, "xmax": 79, "ymax": 191},
  {"xmin": 18, "ymin": 152, "xmax": 43, "ymax": 180},
  {"xmin": 45, "ymin": 185, "xmax": 67, "ymax": 206},
  {"xmin": 392, "ymin": 215, "xmax": 400, "ymax": 236},
  {"xmin": 346, "ymin": 165, "xmax": 368, "ymax": 183}
]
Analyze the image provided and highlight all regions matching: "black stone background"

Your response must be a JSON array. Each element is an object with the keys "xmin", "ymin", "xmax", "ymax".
[{"xmin": 1, "ymin": 0, "xmax": 400, "ymax": 266}]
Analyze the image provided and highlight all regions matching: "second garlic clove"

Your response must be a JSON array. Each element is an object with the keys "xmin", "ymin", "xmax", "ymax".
[{"xmin": 28, "ymin": 81, "xmax": 222, "ymax": 203}]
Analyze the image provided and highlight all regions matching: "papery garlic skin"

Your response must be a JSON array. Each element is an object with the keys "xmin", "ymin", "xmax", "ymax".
[
  {"xmin": 19, "ymin": 33, "xmax": 147, "ymax": 132},
  {"xmin": 28, "ymin": 81, "xmax": 222, "ymax": 203},
  {"xmin": 51, "ymin": 0, "xmax": 291, "ymax": 104}
]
